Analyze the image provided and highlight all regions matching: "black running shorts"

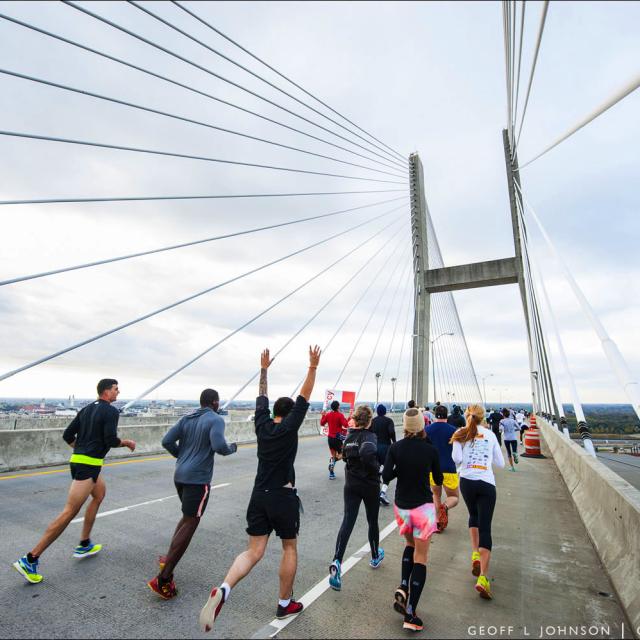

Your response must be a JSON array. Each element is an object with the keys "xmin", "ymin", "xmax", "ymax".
[
  {"xmin": 327, "ymin": 436, "xmax": 343, "ymax": 454},
  {"xmin": 246, "ymin": 487, "xmax": 300, "ymax": 539},
  {"xmin": 70, "ymin": 463, "xmax": 102, "ymax": 483},
  {"xmin": 175, "ymin": 482, "xmax": 211, "ymax": 518}
]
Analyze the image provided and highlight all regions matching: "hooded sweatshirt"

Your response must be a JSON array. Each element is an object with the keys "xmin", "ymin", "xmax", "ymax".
[
  {"xmin": 371, "ymin": 404, "xmax": 396, "ymax": 446},
  {"xmin": 162, "ymin": 407, "xmax": 236, "ymax": 484}
]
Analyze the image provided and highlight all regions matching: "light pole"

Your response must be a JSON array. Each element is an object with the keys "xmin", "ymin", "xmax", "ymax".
[
  {"xmin": 375, "ymin": 372, "xmax": 381, "ymax": 406},
  {"xmin": 430, "ymin": 332, "xmax": 454, "ymax": 404},
  {"xmin": 481, "ymin": 374, "xmax": 494, "ymax": 410},
  {"xmin": 390, "ymin": 377, "xmax": 397, "ymax": 412}
]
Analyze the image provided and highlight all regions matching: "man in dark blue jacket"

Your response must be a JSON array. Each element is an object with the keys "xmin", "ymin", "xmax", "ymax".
[{"xmin": 148, "ymin": 388, "xmax": 237, "ymax": 599}]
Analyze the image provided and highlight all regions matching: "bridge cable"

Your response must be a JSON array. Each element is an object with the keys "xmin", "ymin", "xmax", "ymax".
[
  {"xmin": 225, "ymin": 222, "xmax": 408, "ymax": 407},
  {"xmin": 171, "ymin": 0, "xmax": 408, "ymax": 165},
  {"xmin": 0, "ymin": 205, "xmax": 405, "ymax": 384},
  {"xmin": 121, "ymin": 214, "xmax": 404, "ymax": 409},
  {"xmin": 515, "ymin": 182, "xmax": 640, "ymax": 420},
  {"xmin": 518, "ymin": 71, "xmax": 640, "ymax": 169},
  {"xmin": 394, "ymin": 285, "xmax": 414, "ymax": 409},
  {"xmin": 288, "ymin": 227, "xmax": 409, "ymax": 399},
  {"xmin": 0, "ymin": 69, "xmax": 405, "ymax": 180},
  {"xmin": 333, "ymin": 246, "xmax": 410, "ymax": 390},
  {"xmin": 0, "ymin": 12, "xmax": 403, "ymax": 174},
  {"xmin": 130, "ymin": 0, "xmax": 407, "ymax": 169},
  {"xmin": 354, "ymin": 258, "xmax": 413, "ymax": 402},
  {"xmin": 514, "ymin": 0, "xmax": 550, "ymax": 150},
  {"xmin": 0, "ymin": 189, "xmax": 406, "ymax": 208},
  {"xmin": 0, "ymin": 130, "xmax": 407, "ymax": 186},
  {"xmin": 62, "ymin": 1, "xmax": 408, "ymax": 172},
  {"xmin": 512, "ymin": 1, "xmax": 526, "ymax": 133},
  {"xmin": 0, "ymin": 195, "xmax": 406, "ymax": 287}
]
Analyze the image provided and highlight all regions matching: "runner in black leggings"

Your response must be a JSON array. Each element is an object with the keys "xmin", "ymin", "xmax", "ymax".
[{"xmin": 329, "ymin": 405, "xmax": 383, "ymax": 591}]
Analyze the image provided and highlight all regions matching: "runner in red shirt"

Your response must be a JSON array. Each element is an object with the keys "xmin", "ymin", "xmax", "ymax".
[{"xmin": 321, "ymin": 401, "xmax": 349, "ymax": 480}]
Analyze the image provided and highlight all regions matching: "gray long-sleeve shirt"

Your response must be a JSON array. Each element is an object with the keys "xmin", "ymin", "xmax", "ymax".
[{"xmin": 162, "ymin": 407, "xmax": 236, "ymax": 485}]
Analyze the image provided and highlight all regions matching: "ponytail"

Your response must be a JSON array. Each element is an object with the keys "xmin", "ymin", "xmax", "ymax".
[{"xmin": 450, "ymin": 403, "xmax": 485, "ymax": 444}]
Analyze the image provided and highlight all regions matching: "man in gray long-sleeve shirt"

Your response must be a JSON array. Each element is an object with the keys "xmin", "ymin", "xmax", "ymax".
[{"xmin": 147, "ymin": 388, "xmax": 237, "ymax": 600}]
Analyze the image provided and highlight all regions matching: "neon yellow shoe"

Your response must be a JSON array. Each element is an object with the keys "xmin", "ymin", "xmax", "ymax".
[
  {"xmin": 13, "ymin": 556, "xmax": 43, "ymax": 584},
  {"xmin": 471, "ymin": 551, "xmax": 481, "ymax": 577},
  {"xmin": 73, "ymin": 541, "xmax": 102, "ymax": 558},
  {"xmin": 475, "ymin": 575, "xmax": 492, "ymax": 600}
]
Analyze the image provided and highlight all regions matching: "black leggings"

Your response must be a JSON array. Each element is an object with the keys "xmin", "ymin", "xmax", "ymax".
[
  {"xmin": 460, "ymin": 478, "xmax": 496, "ymax": 551},
  {"xmin": 505, "ymin": 440, "xmax": 518, "ymax": 456},
  {"xmin": 334, "ymin": 481, "xmax": 380, "ymax": 563}
]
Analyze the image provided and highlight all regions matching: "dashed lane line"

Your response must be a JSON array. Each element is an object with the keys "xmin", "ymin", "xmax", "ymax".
[
  {"xmin": 250, "ymin": 519, "xmax": 398, "ymax": 639},
  {"xmin": 70, "ymin": 483, "xmax": 231, "ymax": 523}
]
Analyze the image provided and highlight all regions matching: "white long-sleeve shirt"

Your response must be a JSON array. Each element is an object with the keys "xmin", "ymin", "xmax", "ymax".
[{"xmin": 452, "ymin": 425, "xmax": 505, "ymax": 486}]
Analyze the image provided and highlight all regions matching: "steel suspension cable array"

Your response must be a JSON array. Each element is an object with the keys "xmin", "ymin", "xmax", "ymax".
[
  {"xmin": 0, "ymin": 130, "xmax": 406, "ymax": 186},
  {"xmin": 1, "ymin": 195, "xmax": 406, "ymax": 287},
  {"xmin": 63, "ymin": 1, "xmax": 407, "ymax": 172},
  {"xmin": 171, "ymin": 0, "xmax": 407, "ymax": 165},
  {"xmin": 130, "ymin": 0, "xmax": 407, "ymax": 169},
  {"xmin": 0, "ymin": 12, "xmax": 402, "ymax": 174},
  {"xmin": 333, "ymin": 247, "xmax": 410, "ymax": 390},
  {"xmin": 289, "ymin": 228, "xmax": 409, "ymax": 398},
  {"xmin": 0, "ymin": 69, "xmax": 405, "ymax": 180},
  {"xmin": 0, "ymin": 204, "xmax": 405, "ymax": 384},
  {"xmin": 122, "ymin": 214, "xmax": 404, "ymax": 409},
  {"xmin": 395, "ymin": 284, "xmax": 414, "ymax": 407},
  {"xmin": 0, "ymin": 189, "xmax": 406, "ymax": 208},
  {"xmin": 224, "ymin": 221, "xmax": 408, "ymax": 408},
  {"xmin": 355, "ymin": 257, "xmax": 412, "ymax": 401}
]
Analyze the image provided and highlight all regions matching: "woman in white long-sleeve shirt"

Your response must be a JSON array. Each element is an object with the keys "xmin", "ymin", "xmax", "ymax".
[{"xmin": 450, "ymin": 404, "xmax": 505, "ymax": 600}]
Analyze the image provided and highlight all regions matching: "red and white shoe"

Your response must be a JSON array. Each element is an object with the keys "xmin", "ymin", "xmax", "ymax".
[
  {"xmin": 199, "ymin": 587, "xmax": 225, "ymax": 633},
  {"xmin": 276, "ymin": 599, "xmax": 304, "ymax": 619}
]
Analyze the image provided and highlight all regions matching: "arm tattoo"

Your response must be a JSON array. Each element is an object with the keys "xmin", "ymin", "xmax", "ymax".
[{"xmin": 259, "ymin": 367, "xmax": 268, "ymax": 397}]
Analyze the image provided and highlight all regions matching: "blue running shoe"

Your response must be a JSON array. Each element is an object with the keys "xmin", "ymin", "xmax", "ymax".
[
  {"xmin": 73, "ymin": 541, "xmax": 102, "ymax": 559},
  {"xmin": 13, "ymin": 555, "xmax": 43, "ymax": 584},
  {"xmin": 329, "ymin": 560, "xmax": 342, "ymax": 591},
  {"xmin": 370, "ymin": 547, "xmax": 385, "ymax": 569}
]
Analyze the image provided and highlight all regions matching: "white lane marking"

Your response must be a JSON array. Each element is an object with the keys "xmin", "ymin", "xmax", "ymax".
[
  {"xmin": 251, "ymin": 519, "xmax": 398, "ymax": 639},
  {"xmin": 70, "ymin": 483, "xmax": 231, "ymax": 523}
]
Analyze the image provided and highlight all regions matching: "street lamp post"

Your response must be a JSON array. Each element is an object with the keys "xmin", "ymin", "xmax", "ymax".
[
  {"xmin": 481, "ymin": 374, "xmax": 494, "ymax": 410},
  {"xmin": 375, "ymin": 372, "xmax": 381, "ymax": 406},
  {"xmin": 391, "ymin": 377, "xmax": 397, "ymax": 412},
  {"xmin": 430, "ymin": 332, "xmax": 454, "ymax": 404}
]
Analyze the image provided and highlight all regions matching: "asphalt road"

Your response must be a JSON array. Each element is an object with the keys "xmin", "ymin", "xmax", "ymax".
[
  {"xmin": 0, "ymin": 434, "xmax": 630, "ymax": 639},
  {"xmin": 597, "ymin": 452, "xmax": 640, "ymax": 491}
]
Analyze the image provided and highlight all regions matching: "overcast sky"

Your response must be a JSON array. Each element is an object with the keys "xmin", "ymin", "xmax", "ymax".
[{"xmin": 0, "ymin": 1, "xmax": 638, "ymax": 406}]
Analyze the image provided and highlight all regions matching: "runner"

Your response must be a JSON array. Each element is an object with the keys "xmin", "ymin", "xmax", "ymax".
[
  {"xmin": 328, "ymin": 405, "xmax": 384, "ymax": 592},
  {"xmin": 517, "ymin": 409, "xmax": 528, "ymax": 444},
  {"xmin": 487, "ymin": 408, "xmax": 503, "ymax": 447},
  {"xmin": 499, "ymin": 408, "xmax": 520, "ymax": 472},
  {"xmin": 447, "ymin": 405, "xmax": 466, "ymax": 429},
  {"xmin": 13, "ymin": 379, "xmax": 136, "ymax": 584},
  {"xmin": 451, "ymin": 404, "xmax": 505, "ymax": 600},
  {"xmin": 382, "ymin": 408, "xmax": 443, "ymax": 632},
  {"xmin": 426, "ymin": 405, "xmax": 459, "ymax": 533},
  {"xmin": 422, "ymin": 406, "xmax": 435, "ymax": 426},
  {"xmin": 320, "ymin": 400, "xmax": 349, "ymax": 480},
  {"xmin": 371, "ymin": 404, "xmax": 396, "ymax": 506},
  {"xmin": 147, "ymin": 388, "xmax": 237, "ymax": 599},
  {"xmin": 199, "ymin": 346, "xmax": 321, "ymax": 632}
]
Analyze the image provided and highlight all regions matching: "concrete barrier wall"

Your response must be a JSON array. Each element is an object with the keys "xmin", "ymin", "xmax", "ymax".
[
  {"xmin": 538, "ymin": 417, "xmax": 640, "ymax": 632},
  {"xmin": 0, "ymin": 413, "xmax": 405, "ymax": 473},
  {"xmin": 0, "ymin": 415, "xmax": 177, "ymax": 431}
]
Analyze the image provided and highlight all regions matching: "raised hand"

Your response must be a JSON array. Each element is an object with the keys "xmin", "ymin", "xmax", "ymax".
[
  {"xmin": 309, "ymin": 345, "xmax": 321, "ymax": 368},
  {"xmin": 261, "ymin": 348, "xmax": 274, "ymax": 369}
]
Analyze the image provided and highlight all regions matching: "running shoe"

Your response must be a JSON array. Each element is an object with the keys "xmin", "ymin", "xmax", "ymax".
[
  {"xmin": 379, "ymin": 491, "xmax": 390, "ymax": 507},
  {"xmin": 403, "ymin": 613, "xmax": 424, "ymax": 631},
  {"xmin": 73, "ymin": 541, "xmax": 102, "ymax": 558},
  {"xmin": 471, "ymin": 551, "xmax": 481, "ymax": 577},
  {"xmin": 199, "ymin": 586, "xmax": 225, "ymax": 632},
  {"xmin": 13, "ymin": 555, "xmax": 43, "ymax": 584},
  {"xmin": 514, "ymin": 452, "xmax": 519, "ymax": 464},
  {"xmin": 475, "ymin": 575, "xmax": 493, "ymax": 600},
  {"xmin": 276, "ymin": 599, "xmax": 303, "ymax": 619},
  {"xmin": 438, "ymin": 503, "xmax": 449, "ymax": 531},
  {"xmin": 393, "ymin": 585, "xmax": 408, "ymax": 615},
  {"xmin": 369, "ymin": 547, "xmax": 385, "ymax": 569},
  {"xmin": 147, "ymin": 576, "xmax": 178, "ymax": 600},
  {"xmin": 329, "ymin": 470, "xmax": 336, "ymax": 480},
  {"xmin": 329, "ymin": 560, "xmax": 342, "ymax": 591}
]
